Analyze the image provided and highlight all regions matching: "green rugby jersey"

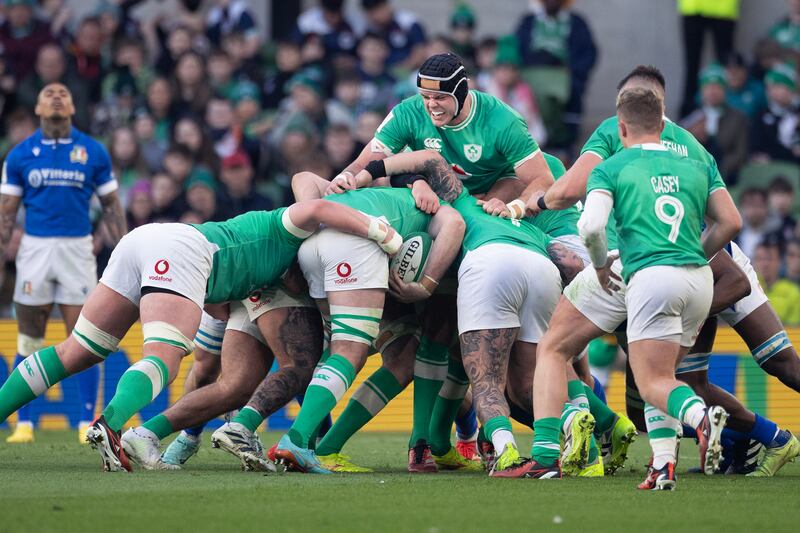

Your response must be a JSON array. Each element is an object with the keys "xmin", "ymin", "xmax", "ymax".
[
  {"xmin": 528, "ymin": 152, "xmax": 580, "ymax": 238},
  {"xmin": 326, "ymin": 187, "xmax": 433, "ymax": 239},
  {"xmin": 453, "ymin": 190, "xmax": 550, "ymax": 259},
  {"xmin": 580, "ymin": 116, "xmax": 722, "ymax": 250},
  {"xmin": 374, "ymin": 90, "xmax": 540, "ymax": 194},
  {"xmin": 193, "ymin": 208, "xmax": 303, "ymax": 303},
  {"xmin": 586, "ymin": 143, "xmax": 726, "ymax": 282}
]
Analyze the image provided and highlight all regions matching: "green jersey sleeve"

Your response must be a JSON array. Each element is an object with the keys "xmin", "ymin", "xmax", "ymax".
[
  {"xmin": 586, "ymin": 164, "xmax": 616, "ymax": 196},
  {"xmin": 374, "ymin": 99, "xmax": 415, "ymax": 154},
  {"xmin": 707, "ymin": 159, "xmax": 726, "ymax": 194},
  {"xmin": 498, "ymin": 111, "xmax": 540, "ymax": 168},
  {"xmin": 580, "ymin": 118, "xmax": 619, "ymax": 160}
]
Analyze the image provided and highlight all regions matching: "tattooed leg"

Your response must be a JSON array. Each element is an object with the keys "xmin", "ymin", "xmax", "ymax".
[
  {"xmin": 244, "ymin": 306, "xmax": 324, "ymax": 418},
  {"xmin": 160, "ymin": 329, "xmax": 273, "ymax": 431},
  {"xmin": 460, "ymin": 328, "xmax": 518, "ymax": 422}
]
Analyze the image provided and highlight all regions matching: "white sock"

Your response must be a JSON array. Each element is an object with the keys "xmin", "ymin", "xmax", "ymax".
[{"xmin": 491, "ymin": 429, "xmax": 516, "ymax": 453}]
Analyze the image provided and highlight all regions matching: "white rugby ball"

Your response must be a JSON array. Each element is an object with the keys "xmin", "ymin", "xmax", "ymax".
[{"xmin": 390, "ymin": 232, "xmax": 432, "ymax": 283}]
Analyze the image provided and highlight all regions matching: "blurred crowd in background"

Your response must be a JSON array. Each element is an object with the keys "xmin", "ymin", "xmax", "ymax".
[{"xmin": 0, "ymin": 0, "xmax": 800, "ymax": 323}]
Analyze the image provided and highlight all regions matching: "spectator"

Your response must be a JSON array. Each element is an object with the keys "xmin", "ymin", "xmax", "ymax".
[
  {"xmin": 102, "ymin": 37, "xmax": 154, "ymax": 103},
  {"xmin": 222, "ymin": 29, "xmax": 263, "ymax": 82},
  {"xmin": 0, "ymin": 0, "xmax": 55, "ymax": 83},
  {"xmin": 326, "ymin": 70, "xmax": 362, "ymax": 129},
  {"xmin": 173, "ymin": 116, "xmax": 217, "ymax": 170},
  {"xmin": 768, "ymin": 176, "xmax": 798, "ymax": 244},
  {"xmin": 17, "ymin": 43, "xmax": 89, "ymax": 130},
  {"xmin": 150, "ymin": 172, "xmax": 187, "ymax": 222},
  {"xmin": 154, "ymin": 24, "xmax": 195, "ymax": 77},
  {"xmin": 486, "ymin": 36, "xmax": 548, "ymax": 146},
  {"xmin": 293, "ymin": 0, "xmax": 363, "ymax": 60},
  {"xmin": 109, "ymin": 126, "xmax": 149, "ymax": 195},
  {"xmin": 66, "ymin": 16, "xmax": 105, "ymax": 106},
  {"xmin": 263, "ymin": 40, "xmax": 303, "ymax": 109},
  {"xmin": 94, "ymin": 0, "xmax": 141, "ymax": 43},
  {"xmin": 0, "ymin": 108, "xmax": 35, "ymax": 157},
  {"xmin": 754, "ymin": 238, "xmax": 800, "ymax": 325},
  {"xmin": 216, "ymin": 150, "xmax": 272, "ymax": 219},
  {"xmin": 173, "ymin": 51, "xmax": 211, "ymax": 117},
  {"xmin": 356, "ymin": 32, "xmax": 396, "ymax": 112},
  {"xmin": 206, "ymin": 0, "xmax": 261, "ymax": 59},
  {"xmin": 738, "ymin": 187, "xmax": 781, "ymax": 258},
  {"xmin": 765, "ymin": 0, "xmax": 800, "ymax": 61},
  {"xmin": 448, "ymin": 3, "xmax": 476, "ymax": 68},
  {"xmin": 473, "ymin": 36, "xmax": 497, "ymax": 91},
  {"xmin": 163, "ymin": 143, "xmax": 194, "ymax": 185},
  {"xmin": 208, "ymin": 49, "xmax": 237, "ymax": 99},
  {"xmin": 144, "ymin": 77, "xmax": 178, "ymax": 143},
  {"xmin": 92, "ymin": 67, "xmax": 142, "ymax": 137},
  {"xmin": 360, "ymin": 0, "xmax": 427, "ymax": 69},
  {"xmin": 323, "ymin": 123, "xmax": 359, "ymax": 172},
  {"xmin": 275, "ymin": 70, "xmax": 329, "ymax": 140},
  {"xmin": 184, "ymin": 166, "xmax": 219, "ymax": 222},
  {"xmin": 784, "ymin": 238, "xmax": 800, "ymax": 282},
  {"xmin": 750, "ymin": 63, "xmax": 800, "ymax": 163},
  {"xmin": 725, "ymin": 51, "xmax": 767, "ymax": 119},
  {"xmin": 677, "ymin": 0, "xmax": 739, "ymax": 117},
  {"xmin": 681, "ymin": 63, "xmax": 748, "ymax": 183},
  {"xmin": 515, "ymin": 0, "xmax": 597, "ymax": 147},
  {"xmin": 354, "ymin": 109, "xmax": 383, "ymax": 146},
  {"xmin": 133, "ymin": 110, "xmax": 166, "ymax": 173},
  {"xmin": 126, "ymin": 179, "xmax": 155, "ymax": 229}
]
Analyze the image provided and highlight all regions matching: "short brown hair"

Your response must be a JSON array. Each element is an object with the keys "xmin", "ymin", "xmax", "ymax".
[{"xmin": 616, "ymin": 87, "xmax": 663, "ymax": 136}]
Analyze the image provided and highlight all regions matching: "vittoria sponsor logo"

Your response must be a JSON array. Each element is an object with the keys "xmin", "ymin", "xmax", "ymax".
[
  {"xmin": 148, "ymin": 259, "xmax": 173, "ymax": 282},
  {"xmin": 334, "ymin": 262, "xmax": 357, "ymax": 285}
]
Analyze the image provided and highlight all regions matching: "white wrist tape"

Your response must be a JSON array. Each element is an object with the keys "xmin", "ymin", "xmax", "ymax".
[
  {"xmin": 506, "ymin": 199, "xmax": 526, "ymax": 219},
  {"xmin": 367, "ymin": 217, "xmax": 402, "ymax": 254}
]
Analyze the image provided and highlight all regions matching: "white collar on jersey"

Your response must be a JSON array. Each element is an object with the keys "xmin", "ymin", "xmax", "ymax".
[
  {"xmin": 636, "ymin": 142, "xmax": 669, "ymax": 151},
  {"xmin": 41, "ymin": 138, "xmax": 73, "ymax": 145}
]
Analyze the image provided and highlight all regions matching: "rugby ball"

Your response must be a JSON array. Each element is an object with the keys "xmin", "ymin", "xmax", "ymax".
[{"xmin": 390, "ymin": 232, "xmax": 432, "ymax": 283}]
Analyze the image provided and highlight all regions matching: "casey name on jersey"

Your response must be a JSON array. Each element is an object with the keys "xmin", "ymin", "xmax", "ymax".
[
  {"xmin": 27, "ymin": 168, "xmax": 87, "ymax": 189},
  {"xmin": 651, "ymin": 175, "xmax": 680, "ymax": 194}
]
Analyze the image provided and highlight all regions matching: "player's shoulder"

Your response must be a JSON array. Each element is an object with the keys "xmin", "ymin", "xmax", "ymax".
[
  {"xmin": 71, "ymin": 129, "xmax": 108, "ymax": 154},
  {"xmin": 474, "ymin": 90, "xmax": 520, "ymax": 119},
  {"xmin": 593, "ymin": 116, "xmax": 619, "ymax": 134},
  {"xmin": 6, "ymin": 130, "xmax": 41, "ymax": 161},
  {"xmin": 391, "ymin": 94, "xmax": 425, "ymax": 116}
]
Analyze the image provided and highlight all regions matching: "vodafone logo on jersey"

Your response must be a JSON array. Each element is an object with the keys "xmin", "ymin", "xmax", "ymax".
[
  {"xmin": 148, "ymin": 259, "xmax": 173, "ymax": 282},
  {"xmin": 334, "ymin": 262, "xmax": 357, "ymax": 285}
]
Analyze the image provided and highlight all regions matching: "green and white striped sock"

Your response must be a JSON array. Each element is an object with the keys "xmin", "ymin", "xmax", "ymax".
[
  {"xmin": 0, "ymin": 346, "xmax": 69, "ymax": 422},
  {"xmin": 645, "ymin": 402, "xmax": 681, "ymax": 469},
  {"xmin": 103, "ymin": 355, "xmax": 169, "ymax": 432}
]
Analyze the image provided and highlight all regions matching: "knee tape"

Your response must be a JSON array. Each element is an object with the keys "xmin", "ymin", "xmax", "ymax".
[
  {"xmin": 329, "ymin": 305, "xmax": 382, "ymax": 345},
  {"xmin": 72, "ymin": 313, "xmax": 121, "ymax": 359},
  {"xmin": 372, "ymin": 314, "xmax": 420, "ymax": 354},
  {"xmin": 675, "ymin": 352, "xmax": 710, "ymax": 375},
  {"xmin": 752, "ymin": 331, "xmax": 792, "ymax": 366},
  {"xmin": 17, "ymin": 333, "xmax": 45, "ymax": 356},
  {"xmin": 142, "ymin": 321, "xmax": 195, "ymax": 356},
  {"xmin": 193, "ymin": 312, "xmax": 226, "ymax": 356}
]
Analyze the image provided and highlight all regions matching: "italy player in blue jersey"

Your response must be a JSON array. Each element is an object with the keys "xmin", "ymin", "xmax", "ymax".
[{"xmin": 0, "ymin": 83, "xmax": 127, "ymax": 443}]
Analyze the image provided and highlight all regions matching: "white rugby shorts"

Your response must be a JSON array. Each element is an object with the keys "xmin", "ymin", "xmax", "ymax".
[
  {"xmin": 563, "ymin": 253, "xmax": 628, "ymax": 333},
  {"xmin": 626, "ymin": 264, "xmax": 713, "ymax": 347},
  {"xmin": 718, "ymin": 242, "xmax": 769, "ymax": 326},
  {"xmin": 100, "ymin": 223, "xmax": 217, "ymax": 309},
  {"xmin": 242, "ymin": 282, "xmax": 314, "ymax": 322},
  {"xmin": 297, "ymin": 228, "xmax": 388, "ymax": 299},
  {"xmin": 457, "ymin": 243, "xmax": 561, "ymax": 343},
  {"xmin": 14, "ymin": 234, "xmax": 96, "ymax": 306}
]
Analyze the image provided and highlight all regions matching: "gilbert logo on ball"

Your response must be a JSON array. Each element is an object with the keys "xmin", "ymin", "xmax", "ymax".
[{"xmin": 390, "ymin": 232, "xmax": 432, "ymax": 283}]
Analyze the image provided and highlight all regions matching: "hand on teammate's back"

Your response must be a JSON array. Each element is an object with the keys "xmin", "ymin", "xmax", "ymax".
[
  {"xmin": 477, "ymin": 197, "xmax": 511, "ymax": 218},
  {"xmin": 593, "ymin": 252, "xmax": 621, "ymax": 295},
  {"xmin": 411, "ymin": 180, "xmax": 439, "ymax": 214},
  {"xmin": 325, "ymin": 172, "xmax": 359, "ymax": 195}
]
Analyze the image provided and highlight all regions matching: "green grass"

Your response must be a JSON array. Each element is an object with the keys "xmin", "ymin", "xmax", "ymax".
[{"xmin": 1, "ymin": 430, "xmax": 798, "ymax": 533}]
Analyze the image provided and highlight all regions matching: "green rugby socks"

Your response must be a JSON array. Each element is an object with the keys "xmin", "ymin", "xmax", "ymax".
[
  {"xmin": 103, "ymin": 355, "xmax": 169, "ymax": 432},
  {"xmin": 408, "ymin": 336, "xmax": 449, "ymax": 447},
  {"xmin": 0, "ymin": 346, "xmax": 69, "ymax": 422}
]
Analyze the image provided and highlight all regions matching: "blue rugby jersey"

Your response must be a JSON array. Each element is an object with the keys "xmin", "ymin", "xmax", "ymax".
[{"xmin": 1, "ymin": 127, "xmax": 117, "ymax": 237}]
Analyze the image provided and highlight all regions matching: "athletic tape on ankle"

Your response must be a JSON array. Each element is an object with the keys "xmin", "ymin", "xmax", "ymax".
[
  {"xmin": 675, "ymin": 352, "xmax": 710, "ymax": 375},
  {"xmin": 72, "ymin": 313, "xmax": 121, "ymax": 359},
  {"xmin": 330, "ymin": 305, "xmax": 382, "ymax": 345},
  {"xmin": 193, "ymin": 312, "xmax": 226, "ymax": 356},
  {"xmin": 129, "ymin": 356, "xmax": 168, "ymax": 401},
  {"xmin": 372, "ymin": 314, "xmax": 420, "ymax": 354},
  {"xmin": 752, "ymin": 331, "xmax": 791, "ymax": 366},
  {"xmin": 281, "ymin": 208, "xmax": 313, "ymax": 239},
  {"xmin": 17, "ymin": 333, "xmax": 44, "ymax": 356},
  {"xmin": 142, "ymin": 321, "xmax": 195, "ymax": 356}
]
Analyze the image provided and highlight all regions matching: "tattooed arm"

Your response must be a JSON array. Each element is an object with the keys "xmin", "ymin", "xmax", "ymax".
[
  {"xmin": 355, "ymin": 150, "xmax": 465, "ymax": 203},
  {"xmin": 546, "ymin": 241, "xmax": 585, "ymax": 285},
  {"xmin": 0, "ymin": 194, "xmax": 21, "ymax": 259},
  {"xmin": 99, "ymin": 190, "xmax": 127, "ymax": 245}
]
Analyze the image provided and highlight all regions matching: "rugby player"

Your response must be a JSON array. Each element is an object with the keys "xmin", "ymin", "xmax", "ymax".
[
  {"xmin": 523, "ymin": 87, "xmax": 742, "ymax": 487},
  {"xmin": 0, "ymin": 198, "xmax": 402, "ymax": 471},
  {"xmin": 0, "ymin": 83, "xmax": 126, "ymax": 443},
  {"xmin": 271, "ymin": 182, "xmax": 465, "ymax": 473}
]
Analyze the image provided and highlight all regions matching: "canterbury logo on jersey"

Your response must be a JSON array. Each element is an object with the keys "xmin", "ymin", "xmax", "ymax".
[
  {"xmin": 424, "ymin": 138, "xmax": 442, "ymax": 151},
  {"xmin": 27, "ymin": 168, "xmax": 87, "ymax": 188}
]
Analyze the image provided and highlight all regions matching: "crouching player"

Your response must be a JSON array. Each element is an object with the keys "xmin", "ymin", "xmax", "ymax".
[{"xmin": 0, "ymin": 200, "xmax": 401, "ymax": 471}]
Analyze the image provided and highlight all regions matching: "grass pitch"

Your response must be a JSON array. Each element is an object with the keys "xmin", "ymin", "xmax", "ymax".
[{"xmin": 0, "ymin": 430, "xmax": 798, "ymax": 533}]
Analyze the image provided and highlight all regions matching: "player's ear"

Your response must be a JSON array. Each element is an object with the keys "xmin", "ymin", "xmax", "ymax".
[
  {"xmin": 658, "ymin": 119, "xmax": 665, "ymax": 134},
  {"xmin": 617, "ymin": 120, "xmax": 627, "ymax": 140}
]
